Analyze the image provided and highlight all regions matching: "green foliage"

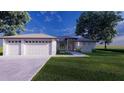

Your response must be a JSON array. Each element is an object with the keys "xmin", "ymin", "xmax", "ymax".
[
  {"xmin": 76, "ymin": 12, "xmax": 123, "ymax": 48},
  {"xmin": 75, "ymin": 47, "xmax": 81, "ymax": 52},
  {"xmin": 0, "ymin": 11, "xmax": 31, "ymax": 36},
  {"xmin": 0, "ymin": 47, "xmax": 3, "ymax": 55},
  {"xmin": 57, "ymin": 50, "xmax": 71, "ymax": 55}
]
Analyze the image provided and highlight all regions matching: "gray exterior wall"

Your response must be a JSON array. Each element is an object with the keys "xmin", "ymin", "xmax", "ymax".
[{"xmin": 75, "ymin": 42, "xmax": 96, "ymax": 53}]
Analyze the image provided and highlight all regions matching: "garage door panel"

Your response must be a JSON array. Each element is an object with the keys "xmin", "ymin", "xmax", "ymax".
[
  {"xmin": 25, "ymin": 43, "xmax": 50, "ymax": 55},
  {"xmin": 7, "ymin": 44, "xmax": 21, "ymax": 55}
]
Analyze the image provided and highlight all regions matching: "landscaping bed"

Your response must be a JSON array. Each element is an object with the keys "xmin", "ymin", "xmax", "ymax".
[{"xmin": 57, "ymin": 50, "xmax": 72, "ymax": 55}]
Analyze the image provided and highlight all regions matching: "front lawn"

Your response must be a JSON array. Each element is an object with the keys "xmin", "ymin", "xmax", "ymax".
[{"xmin": 32, "ymin": 48, "xmax": 124, "ymax": 81}]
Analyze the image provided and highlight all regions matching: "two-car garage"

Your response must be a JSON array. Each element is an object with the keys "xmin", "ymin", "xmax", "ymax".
[{"xmin": 2, "ymin": 34, "xmax": 57, "ymax": 56}]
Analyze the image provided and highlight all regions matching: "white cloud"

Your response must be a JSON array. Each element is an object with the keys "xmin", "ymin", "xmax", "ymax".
[
  {"xmin": 40, "ymin": 11, "xmax": 57, "ymax": 15},
  {"xmin": 116, "ymin": 20, "xmax": 124, "ymax": 35},
  {"xmin": 50, "ymin": 11, "xmax": 57, "ymax": 15},
  {"xmin": 39, "ymin": 11, "xmax": 63, "ymax": 22},
  {"xmin": 109, "ymin": 35, "xmax": 124, "ymax": 45},
  {"xmin": 121, "ymin": 12, "xmax": 124, "ymax": 18},
  {"xmin": 40, "ymin": 11, "xmax": 47, "ymax": 15},
  {"xmin": 56, "ymin": 15, "xmax": 62, "ymax": 22},
  {"xmin": 24, "ymin": 28, "xmax": 34, "ymax": 33},
  {"xmin": 56, "ymin": 26, "xmax": 76, "ymax": 35},
  {"xmin": 41, "ymin": 26, "xmax": 46, "ymax": 30},
  {"xmin": 113, "ymin": 35, "xmax": 124, "ymax": 42},
  {"xmin": 44, "ymin": 16, "xmax": 52, "ymax": 22},
  {"xmin": 118, "ymin": 20, "xmax": 124, "ymax": 25},
  {"xmin": 24, "ymin": 26, "xmax": 46, "ymax": 34}
]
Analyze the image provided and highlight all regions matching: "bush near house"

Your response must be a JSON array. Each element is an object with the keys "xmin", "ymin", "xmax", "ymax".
[
  {"xmin": 75, "ymin": 48, "xmax": 81, "ymax": 52},
  {"xmin": 0, "ymin": 47, "xmax": 3, "ymax": 55},
  {"xmin": 57, "ymin": 50, "xmax": 71, "ymax": 55}
]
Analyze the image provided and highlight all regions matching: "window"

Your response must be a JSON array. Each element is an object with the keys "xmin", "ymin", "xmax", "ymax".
[
  {"xmin": 8, "ymin": 41, "xmax": 11, "ymax": 43},
  {"xmin": 25, "ymin": 41, "xmax": 28, "ymax": 43},
  {"xmin": 39, "ymin": 41, "xmax": 41, "ymax": 43},
  {"xmin": 32, "ymin": 41, "xmax": 35, "ymax": 43},
  {"xmin": 29, "ymin": 41, "xmax": 31, "ymax": 43},
  {"xmin": 42, "ymin": 41, "xmax": 44, "ymax": 43},
  {"xmin": 19, "ymin": 41, "xmax": 21, "ymax": 43},
  {"xmin": 12, "ymin": 41, "xmax": 14, "ymax": 43},
  {"xmin": 36, "ymin": 41, "xmax": 38, "ymax": 43}
]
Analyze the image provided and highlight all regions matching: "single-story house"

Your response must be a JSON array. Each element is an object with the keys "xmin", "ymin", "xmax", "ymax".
[
  {"xmin": 57, "ymin": 36, "xmax": 96, "ymax": 53},
  {"xmin": 0, "ymin": 34, "xmax": 57, "ymax": 56},
  {"xmin": 0, "ymin": 33, "xmax": 96, "ymax": 56}
]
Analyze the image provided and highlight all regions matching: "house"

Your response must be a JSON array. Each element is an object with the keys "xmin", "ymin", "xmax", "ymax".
[
  {"xmin": 57, "ymin": 36, "xmax": 96, "ymax": 53},
  {"xmin": 0, "ymin": 33, "xmax": 96, "ymax": 56},
  {"xmin": 0, "ymin": 34, "xmax": 57, "ymax": 56}
]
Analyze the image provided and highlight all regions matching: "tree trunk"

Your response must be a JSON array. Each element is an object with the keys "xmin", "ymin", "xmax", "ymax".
[{"xmin": 104, "ymin": 41, "xmax": 107, "ymax": 49}]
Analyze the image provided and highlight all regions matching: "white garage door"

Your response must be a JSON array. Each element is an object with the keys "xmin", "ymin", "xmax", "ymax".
[
  {"xmin": 7, "ymin": 41, "xmax": 21, "ymax": 55},
  {"xmin": 25, "ymin": 41, "xmax": 51, "ymax": 56}
]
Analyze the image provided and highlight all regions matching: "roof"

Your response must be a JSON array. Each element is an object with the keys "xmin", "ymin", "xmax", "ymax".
[
  {"xmin": 57, "ymin": 36, "xmax": 77, "ymax": 39},
  {"xmin": 76, "ymin": 37, "xmax": 96, "ymax": 42},
  {"xmin": 57, "ymin": 35, "xmax": 96, "ymax": 42},
  {"xmin": 0, "ymin": 33, "xmax": 56, "ymax": 39}
]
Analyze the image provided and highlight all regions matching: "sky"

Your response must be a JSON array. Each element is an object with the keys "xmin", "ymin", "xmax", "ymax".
[{"xmin": 22, "ymin": 11, "xmax": 81, "ymax": 36}]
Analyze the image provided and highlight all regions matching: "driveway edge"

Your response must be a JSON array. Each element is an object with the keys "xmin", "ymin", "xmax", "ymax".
[{"xmin": 28, "ymin": 56, "xmax": 51, "ymax": 81}]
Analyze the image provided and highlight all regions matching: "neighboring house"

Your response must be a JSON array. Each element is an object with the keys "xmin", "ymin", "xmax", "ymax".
[
  {"xmin": 0, "ymin": 34, "xmax": 57, "ymax": 56},
  {"xmin": 57, "ymin": 36, "xmax": 96, "ymax": 53}
]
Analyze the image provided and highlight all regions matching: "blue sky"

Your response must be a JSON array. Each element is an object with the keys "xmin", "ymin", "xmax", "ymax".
[
  {"xmin": 23, "ymin": 11, "xmax": 124, "ymax": 36},
  {"xmin": 22, "ymin": 11, "xmax": 81, "ymax": 36}
]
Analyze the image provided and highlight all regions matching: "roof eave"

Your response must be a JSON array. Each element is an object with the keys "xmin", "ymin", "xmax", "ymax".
[
  {"xmin": 0, "ymin": 37, "xmax": 57, "ymax": 39},
  {"xmin": 74, "ymin": 40, "xmax": 96, "ymax": 42}
]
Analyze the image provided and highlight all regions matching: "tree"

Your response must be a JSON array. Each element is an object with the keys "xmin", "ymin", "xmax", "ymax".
[
  {"xmin": 76, "ymin": 11, "xmax": 123, "ymax": 49},
  {"xmin": 0, "ymin": 11, "xmax": 31, "ymax": 36}
]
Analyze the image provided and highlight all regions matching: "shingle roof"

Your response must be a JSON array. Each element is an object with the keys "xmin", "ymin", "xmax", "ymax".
[
  {"xmin": 57, "ymin": 36, "xmax": 78, "ymax": 39},
  {"xmin": 0, "ymin": 33, "xmax": 56, "ymax": 39},
  {"xmin": 76, "ymin": 37, "xmax": 96, "ymax": 42},
  {"xmin": 57, "ymin": 35, "xmax": 96, "ymax": 42}
]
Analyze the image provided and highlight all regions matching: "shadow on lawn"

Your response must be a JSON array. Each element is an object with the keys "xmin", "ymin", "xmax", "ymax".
[
  {"xmin": 97, "ymin": 49, "xmax": 124, "ymax": 53},
  {"xmin": 90, "ymin": 49, "xmax": 124, "ymax": 57}
]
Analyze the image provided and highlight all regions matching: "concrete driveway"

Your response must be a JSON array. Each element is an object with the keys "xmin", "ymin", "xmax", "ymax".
[{"xmin": 0, "ymin": 56, "xmax": 50, "ymax": 81}]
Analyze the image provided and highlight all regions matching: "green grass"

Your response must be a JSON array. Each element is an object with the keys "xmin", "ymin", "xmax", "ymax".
[
  {"xmin": 32, "ymin": 48, "xmax": 124, "ymax": 81},
  {"xmin": 96, "ymin": 45, "xmax": 124, "ymax": 49}
]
